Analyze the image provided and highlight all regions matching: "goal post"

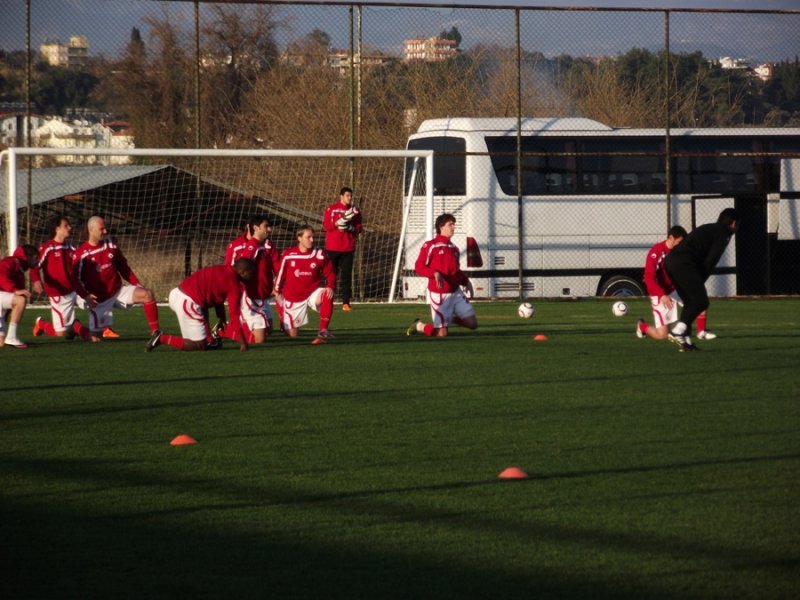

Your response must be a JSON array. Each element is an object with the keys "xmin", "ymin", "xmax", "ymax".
[{"xmin": 1, "ymin": 147, "xmax": 433, "ymax": 303}]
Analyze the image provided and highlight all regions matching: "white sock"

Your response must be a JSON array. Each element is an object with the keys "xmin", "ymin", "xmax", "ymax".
[
  {"xmin": 671, "ymin": 321, "xmax": 687, "ymax": 335},
  {"xmin": 7, "ymin": 322, "xmax": 19, "ymax": 339}
]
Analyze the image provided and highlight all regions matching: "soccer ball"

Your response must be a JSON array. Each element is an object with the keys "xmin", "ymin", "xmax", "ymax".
[
  {"xmin": 518, "ymin": 302, "xmax": 534, "ymax": 319},
  {"xmin": 612, "ymin": 301, "xmax": 628, "ymax": 317}
]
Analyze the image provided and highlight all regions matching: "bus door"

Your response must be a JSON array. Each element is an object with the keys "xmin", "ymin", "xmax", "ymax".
[{"xmin": 693, "ymin": 196, "xmax": 737, "ymax": 296}]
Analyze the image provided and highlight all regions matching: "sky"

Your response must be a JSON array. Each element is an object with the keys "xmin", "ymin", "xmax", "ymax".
[{"xmin": 1, "ymin": 0, "xmax": 799, "ymax": 63}]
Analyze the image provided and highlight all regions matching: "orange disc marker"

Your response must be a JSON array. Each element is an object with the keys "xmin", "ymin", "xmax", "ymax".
[
  {"xmin": 170, "ymin": 434, "xmax": 198, "ymax": 446},
  {"xmin": 498, "ymin": 466, "xmax": 529, "ymax": 479}
]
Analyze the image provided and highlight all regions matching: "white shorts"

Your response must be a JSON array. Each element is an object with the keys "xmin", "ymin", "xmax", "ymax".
[
  {"xmin": 79, "ymin": 284, "xmax": 137, "ymax": 331},
  {"xmin": 168, "ymin": 287, "xmax": 208, "ymax": 342},
  {"xmin": 0, "ymin": 290, "xmax": 13, "ymax": 311},
  {"xmin": 650, "ymin": 291, "xmax": 683, "ymax": 328},
  {"xmin": 241, "ymin": 292, "xmax": 272, "ymax": 331},
  {"xmin": 429, "ymin": 288, "xmax": 476, "ymax": 328},
  {"xmin": 0, "ymin": 291, "xmax": 12, "ymax": 336},
  {"xmin": 276, "ymin": 288, "xmax": 325, "ymax": 330},
  {"xmin": 48, "ymin": 291, "xmax": 78, "ymax": 332}
]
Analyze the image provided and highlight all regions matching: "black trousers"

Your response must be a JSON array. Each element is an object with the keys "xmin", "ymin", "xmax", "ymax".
[
  {"xmin": 327, "ymin": 250, "xmax": 355, "ymax": 304},
  {"xmin": 665, "ymin": 258, "xmax": 709, "ymax": 335}
]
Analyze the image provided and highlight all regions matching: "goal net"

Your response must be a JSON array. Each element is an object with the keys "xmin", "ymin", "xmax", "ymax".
[{"xmin": 1, "ymin": 148, "xmax": 432, "ymax": 303}]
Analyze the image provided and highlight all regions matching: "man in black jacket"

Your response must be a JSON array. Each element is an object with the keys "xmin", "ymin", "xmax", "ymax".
[{"xmin": 664, "ymin": 208, "xmax": 739, "ymax": 351}]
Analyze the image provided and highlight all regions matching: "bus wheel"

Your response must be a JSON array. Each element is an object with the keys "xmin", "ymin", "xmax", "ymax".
[{"xmin": 599, "ymin": 275, "xmax": 644, "ymax": 297}]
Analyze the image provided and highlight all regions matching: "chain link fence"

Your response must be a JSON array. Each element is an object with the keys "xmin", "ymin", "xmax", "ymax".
[{"xmin": 2, "ymin": 1, "xmax": 799, "ymax": 298}]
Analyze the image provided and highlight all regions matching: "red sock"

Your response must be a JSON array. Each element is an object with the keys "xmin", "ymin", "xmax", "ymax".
[
  {"xmin": 639, "ymin": 321, "xmax": 648, "ymax": 335},
  {"xmin": 73, "ymin": 320, "xmax": 92, "ymax": 341},
  {"xmin": 42, "ymin": 320, "xmax": 56, "ymax": 336},
  {"xmin": 319, "ymin": 295, "xmax": 333, "ymax": 331},
  {"xmin": 696, "ymin": 311, "xmax": 707, "ymax": 332},
  {"xmin": 160, "ymin": 333, "xmax": 185, "ymax": 350},
  {"xmin": 144, "ymin": 301, "xmax": 160, "ymax": 332},
  {"xmin": 423, "ymin": 323, "xmax": 437, "ymax": 337}
]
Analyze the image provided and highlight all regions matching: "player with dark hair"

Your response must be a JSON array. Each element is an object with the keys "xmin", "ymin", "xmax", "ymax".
[
  {"xmin": 636, "ymin": 225, "xmax": 716, "ymax": 343},
  {"xmin": 0, "ymin": 244, "xmax": 39, "ymax": 348},
  {"xmin": 406, "ymin": 212, "xmax": 478, "ymax": 338},
  {"xmin": 147, "ymin": 258, "xmax": 256, "ymax": 352},
  {"xmin": 216, "ymin": 215, "xmax": 281, "ymax": 344},
  {"xmin": 664, "ymin": 207, "xmax": 739, "ymax": 351},
  {"xmin": 323, "ymin": 186, "xmax": 362, "ymax": 311},
  {"xmin": 274, "ymin": 225, "xmax": 336, "ymax": 344},
  {"xmin": 33, "ymin": 215, "xmax": 94, "ymax": 342},
  {"xmin": 74, "ymin": 215, "xmax": 160, "ymax": 339}
]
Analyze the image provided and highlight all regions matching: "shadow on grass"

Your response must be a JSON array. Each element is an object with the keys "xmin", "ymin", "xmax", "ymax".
[{"xmin": 4, "ymin": 453, "xmax": 797, "ymax": 599}]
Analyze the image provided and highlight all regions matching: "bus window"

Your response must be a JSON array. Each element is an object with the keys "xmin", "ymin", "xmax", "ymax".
[
  {"xmin": 486, "ymin": 136, "xmax": 577, "ymax": 195},
  {"xmin": 407, "ymin": 136, "xmax": 466, "ymax": 195},
  {"xmin": 673, "ymin": 137, "xmax": 762, "ymax": 193},
  {"xmin": 579, "ymin": 138, "xmax": 662, "ymax": 194}
]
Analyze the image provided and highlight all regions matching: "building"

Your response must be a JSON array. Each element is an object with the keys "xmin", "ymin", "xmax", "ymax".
[
  {"xmin": 0, "ymin": 109, "xmax": 47, "ymax": 148},
  {"xmin": 327, "ymin": 50, "xmax": 390, "ymax": 77},
  {"xmin": 39, "ymin": 35, "xmax": 89, "ymax": 69},
  {"xmin": 403, "ymin": 36, "xmax": 457, "ymax": 63},
  {"xmin": 30, "ymin": 117, "xmax": 133, "ymax": 166},
  {"xmin": 753, "ymin": 63, "xmax": 774, "ymax": 81}
]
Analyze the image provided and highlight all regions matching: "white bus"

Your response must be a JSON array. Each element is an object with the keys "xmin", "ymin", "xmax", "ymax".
[{"xmin": 402, "ymin": 117, "xmax": 800, "ymax": 299}]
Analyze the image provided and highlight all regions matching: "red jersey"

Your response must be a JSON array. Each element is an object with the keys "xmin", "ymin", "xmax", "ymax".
[
  {"xmin": 179, "ymin": 264, "xmax": 245, "ymax": 340},
  {"xmin": 75, "ymin": 239, "xmax": 140, "ymax": 302},
  {"xmin": 323, "ymin": 201, "xmax": 363, "ymax": 252},
  {"xmin": 226, "ymin": 235, "xmax": 280, "ymax": 299},
  {"xmin": 643, "ymin": 240, "xmax": 675, "ymax": 298},
  {"xmin": 38, "ymin": 239, "xmax": 86, "ymax": 297},
  {"xmin": 224, "ymin": 232, "xmax": 249, "ymax": 267},
  {"xmin": 415, "ymin": 234, "xmax": 468, "ymax": 293},
  {"xmin": 0, "ymin": 247, "xmax": 32, "ymax": 292},
  {"xmin": 274, "ymin": 246, "xmax": 336, "ymax": 302}
]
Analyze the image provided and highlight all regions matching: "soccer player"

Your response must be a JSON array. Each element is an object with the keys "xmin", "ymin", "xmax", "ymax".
[
  {"xmin": 406, "ymin": 213, "xmax": 477, "ymax": 338},
  {"xmin": 33, "ymin": 215, "xmax": 94, "ymax": 342},
  {"xmin": 0, "ymin": 244, "xmax": 38, "ymax": 348},
  {"xmin": 74, "ymin": 215, "xmax": 160, "ymax": 339},
  {"xmin": 218, "ymin": 215, "xmax": 281, "ymax": 344},
  {"xmin": 323, "ymin": 186, "xmax": 362, "ymax": 311},
  {"xmin": 665, "ymin": 208, "xmax": 739, "ymax": 351},
  {"xmin": 147, "ymin": 258, "xmax": 255, "ymax": 352},
  {"xmin": 636, "ymin": 226, "xmax": 716, "ymax": 343},
  {"xmin": 274, "ymin": 225, "xmax": 336, "ymax": 344}
]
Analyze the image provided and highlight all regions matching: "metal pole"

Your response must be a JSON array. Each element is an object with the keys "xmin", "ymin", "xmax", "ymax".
[
  {"xmin": 515, "ymin": 8, "xmax": 524, "ymax": 299},
  {"xmin": 664, "ymin": 11, "xmax": 672, "ymax": 229},
  {"xmin": 25, "ymin": 0, "xmax": 32, "ymax": 245}
]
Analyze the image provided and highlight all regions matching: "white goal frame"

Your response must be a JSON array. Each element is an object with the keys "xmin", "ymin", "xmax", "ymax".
[{"xmin": 1, "ymin": 147, "xmax": 433, "ymax": 303}]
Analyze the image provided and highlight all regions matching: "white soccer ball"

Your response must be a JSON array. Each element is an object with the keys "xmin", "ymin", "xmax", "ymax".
[
  {"xmin": 518, "ymin": 302, "xmax": 534, "ymax": 319},
  {"xmin": 612, "ymin": 301, "xmax": 628, "ymax": 317}
]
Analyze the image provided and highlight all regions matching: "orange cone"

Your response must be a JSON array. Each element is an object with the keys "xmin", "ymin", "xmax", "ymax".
[
  {"xmin": 498, "ymin": 466, "xmax": 529, "ymax": 479},
  {"xmin": 170, "ymin": 434, "xmax": 198, "ymax": 446},
  {"xmin": 533, "ymin": 334, "xmax": 548, "ymax": 341}
]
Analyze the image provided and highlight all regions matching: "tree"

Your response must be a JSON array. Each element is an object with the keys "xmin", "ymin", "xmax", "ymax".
[
  {"xmin": 439, "ymin": 26, "xmax": 462, "ymax": 49},
  {"xmin": 200, "ymin": 4, "xmax": 283, "ymax": 146}
]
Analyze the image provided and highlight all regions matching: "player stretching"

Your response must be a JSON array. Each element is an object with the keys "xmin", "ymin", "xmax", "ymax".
[
  {"xmin": 147, "ymin": 259, "xmax": 255, "ymax": 352},
  {"xmin": 33, "ymin": 215, "xmax": 94, "ymax": 342},
  {"xmin": 74, "ymin": 216, "xmax": 160, "ymax": 340},
  {"xmin": 217, "ymin": 215, "xmax": 281, "ymax": 344},
  {"xmin": 274, "ymin": 225, "xmax": 336, "ymax": 344},
  {"xmin": 406, "ymin": 213, "xmax": 478, "ymax": 338},
  {"xmin": 636, "ymin": 225, "xmax": 716, "ymax": 344},
  {"xmin": 665, "ymin": 208, "xmax": 739, "ymax": 351},
  {"xmin": 0, "ymin": 245, "xmax": 38, "ymax": 348}
]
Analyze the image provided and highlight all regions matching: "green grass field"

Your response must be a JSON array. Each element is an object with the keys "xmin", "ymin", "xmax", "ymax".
[{"xmin": 3, "ymin": 299, "xmax": 799, "ymax": 599}]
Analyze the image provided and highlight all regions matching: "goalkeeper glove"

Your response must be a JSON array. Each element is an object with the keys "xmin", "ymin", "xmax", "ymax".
[
  {"xmin": 343, "ymin": 207, "xmax": 356, "ymax": 221},
  {"xmin": 336, "ymin": 218, "xmax": 349, "ymax": 230}
]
